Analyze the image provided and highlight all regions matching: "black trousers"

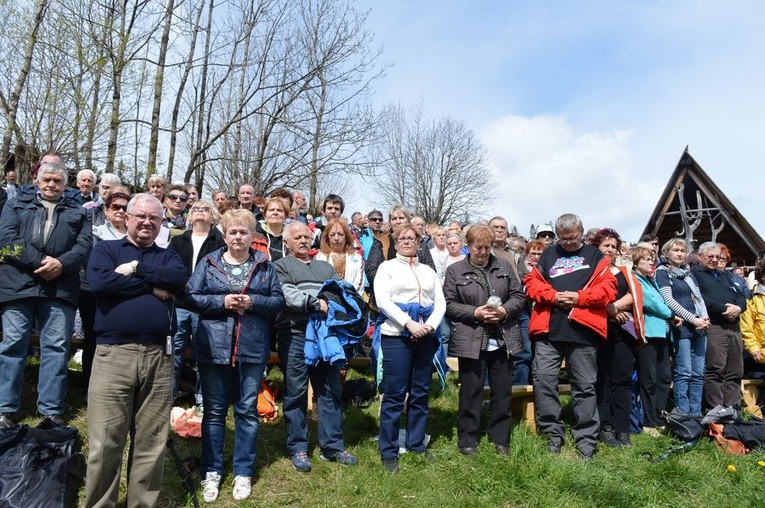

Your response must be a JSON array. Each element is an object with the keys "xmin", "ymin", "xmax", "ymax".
[
  {"xmin": 704, "ymin": 323, "xmax": 744, "ymax": 409},
  {"xmin": 78, "ymin": 289, "xmax": 98, "ymax": 390},
  {"xmin": 637, "ymin": 339, "xmax": 672, "ymax": 427},
  {"xmin": 457, "ymin": 348, "xmax": 512, "ymax": 449},
  {"xmin": 596, "ymin": 334, "xmax": 636, "ymax": 433}
]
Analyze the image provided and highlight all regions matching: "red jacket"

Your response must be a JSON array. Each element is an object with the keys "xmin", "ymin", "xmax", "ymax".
[
  {"xmin": 525, "ymin": 256, "xmax": 617, "ymax": 341},
  {"xmin": 613, "ymin": 265, "xmax": 647, "ymax": 345}
]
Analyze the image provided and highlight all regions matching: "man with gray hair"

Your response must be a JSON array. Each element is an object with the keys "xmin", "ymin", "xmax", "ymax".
[
  {"xmin": 0, "ymin": 162, "xmax": 92, "ymax": 429},
  {"xmin": 76, "ymin": 169, "xmax": 98, "ymax": 204},
  {"xmin": 692, "ymin": 241, "xmax": 747, "ymax": 410},
  {"xmin": 85, "ymin": 193, "xmax": 186, "ymax": 507},
  {"xmin": 525, "ymin": 213, "xmax": 616, "ymax": 460}
]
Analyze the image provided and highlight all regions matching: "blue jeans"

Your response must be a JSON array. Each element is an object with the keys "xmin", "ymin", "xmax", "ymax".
[
  {"xmin": 512, "ymin": 310, "xmax": 532, "ymax": 385},
  {"xmin": 173, "ymin": 307, "xmax": 202, "ymax": 405},
  {"xmin": 673, "ymin": 334, "xmax": 707, "ymax": 416},
  {"xmin": 278, "ymin": 330, "xmax": 345, "ymax": 455},
  {"xmin": 378, "ymin": 334, "xmax": 438, "ymax": 460},
  {"xmin": 0, "ymin": 297, "xmax": 74, "ymax": 414},
  {"xmin": 198, "ymin": 362, "xmax": 266, "ymax": 477}
]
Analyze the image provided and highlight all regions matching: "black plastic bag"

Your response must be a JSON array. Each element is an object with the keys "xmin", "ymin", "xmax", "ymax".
[
  {"xmin": 662, "ymin": 407, "xmax": 704, "ymax": 442},
  {"xmin": 0, "ymin": 419, "xmax": 85, "ymax": 508}
]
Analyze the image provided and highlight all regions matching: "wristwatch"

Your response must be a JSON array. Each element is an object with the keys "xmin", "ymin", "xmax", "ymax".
[
  {"xmin": 131, "ymin": 260, "xmax": 138, "ymax": 275},
  {"xmin": 313, "ymin": 299, "xmax": 322, "ymax": 312}
]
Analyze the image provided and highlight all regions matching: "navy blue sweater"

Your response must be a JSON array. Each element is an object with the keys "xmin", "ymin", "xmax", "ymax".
[
  {"xmin": 87, "ymin": 237, "xmax": 187, "ymax": 345},
  {"xmin": 691, "ymin": 265, "xmax": 747, "ymax": 326}
]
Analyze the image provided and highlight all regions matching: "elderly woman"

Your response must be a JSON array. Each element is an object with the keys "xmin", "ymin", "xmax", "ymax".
[
  {"xmin": 632, "ymin": 245, "xmax": 675, "ymax": 435},
  {"xmin": 314, "ymin": 217, "xmax": 365, "ymax": 294},
  {"xmin": 374, "ymin": 224, "xmax": 445, "ymax": 472},
  {"xmin": 93, "ymin": 187, "xmax": 131, "ymax": 241},
  {"xmin": 444, "ymin": 231, "xmax": 466, "ymax": 273},
  {"xmin": 443, "ymin": 225, "xmax": 524, "ymax": 456},
  {"xmin": 147, "ymin": 175, "xmax": 167, "ymax": 202},
  {"xmin": 593, "ymin": 228, "xmax": 643, "ymax": 448},
  {"xmin": 187, "ymin": 209, "xmax": 284, "ymax": 502},
  {"xmin": 654, "ymin": 238, "xmax": 710, "ymax": 416},
  {"xmin": 429, "ymin": 226, "xmax": 448, "ymax": 281},
  {"xmin": 256, "ymin": 196, "xmax": 289, "ymax": 261},
  {"xmin": 168, "ymin": 200, "xmax": 225, "ymax": 404}
]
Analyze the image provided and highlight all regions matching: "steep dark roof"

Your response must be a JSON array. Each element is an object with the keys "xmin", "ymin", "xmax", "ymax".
[{"xmin": 642, "ymin": 148, "xmax": 765, "ymax": 267}]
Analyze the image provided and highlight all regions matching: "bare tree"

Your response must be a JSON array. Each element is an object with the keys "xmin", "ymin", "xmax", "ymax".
[{"xmin": 373, "ymin": 103, "xmax": 496, "ymax": 225}]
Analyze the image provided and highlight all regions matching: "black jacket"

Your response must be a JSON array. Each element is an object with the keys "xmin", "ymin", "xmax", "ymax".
[
  {"xmin": 168, "ymin": 228, "xmax": 225, "ymax": 306},
  {"xmin": 691, "ymin": 265, "xmax": 747, "ymax": 325},
  {"xmin": 0, "ymin": 191, "xmax": 91, "ymax": 305}
]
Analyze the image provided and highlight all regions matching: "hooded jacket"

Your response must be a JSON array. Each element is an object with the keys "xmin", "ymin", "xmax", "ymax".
[
  {"xmin": 186, "ymin": 247, "xmax": 284, "ymax": 365},
  {"xmin": 525, "ymin": 256, "xmax": 616, "ymax": 341},
  {"xmin": 741, "ymin": 283, "xmax": 765, "ymax": 361}
]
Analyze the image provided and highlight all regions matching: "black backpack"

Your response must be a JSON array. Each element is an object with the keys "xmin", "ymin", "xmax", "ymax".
[{"xmin": 663, "ymin": 407, "xmax": 705, "ymax": 442}]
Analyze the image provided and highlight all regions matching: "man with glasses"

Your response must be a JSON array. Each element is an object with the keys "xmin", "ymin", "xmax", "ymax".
[
  {"xmin": 0, "ymin": 162, "xmax": 92, "ymax": 430},
  {"xmin": 693, "ymin": 242, "xmax": 747, "ymax": 410},
  {"xmin": 163, "ymin": 183, "xmax": 189, "ymax": 239},
  {"xmin": 85, "ymin": 193, "xmax": 186, "ymax": 507},
  {"xmin": 525, "ymin": 213, "xmax": 616, "ymax": 460}
]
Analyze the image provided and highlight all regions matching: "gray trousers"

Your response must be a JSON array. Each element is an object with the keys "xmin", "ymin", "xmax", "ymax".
[
  {"xmin": 533, "ymin": 339, "xmax": 599, "ymax": 452},
  {"xmin": 85, "ymin": 343, "xmax": 173, "ymax": 508},
  {"xmin": 704, "ymin": 323, "xmax": 743, "ymax": 409}
]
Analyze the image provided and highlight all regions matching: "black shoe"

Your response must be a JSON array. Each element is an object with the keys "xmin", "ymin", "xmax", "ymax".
[
  {"xmin": 0, "ymin": 414, "xmax": 16, "ymax": 430},
  {"xmin": 495, "ymin": 445, "xmax": 509, "ymax": 456},
  {"xmin": 547, "ymin": 437, "xmax": 564, "ymax": 454},
  {"xmin": 616, "ymin": 432, "xmax": 632, "ymax": 448},
  {"xmin": 41, "ymin": 414, "xmax": 65, "ymax": 426},
  {"xmin": 382, "ymin": 457, "xmax": 399, "ymax": 473},
  {"xmin": 598, "ymin": 429, "xmax": 620, "ymax": 448},
  {"xmin": 459, "ymin": 446, "xmax": 478, "ymax": 456},
  {"xmin": 414, "ymin": 449, "xmax": 435, "ymax": 462},
  {"xmin": 578, "ymin": 448, "xmax": 596, "ymax": 461}
]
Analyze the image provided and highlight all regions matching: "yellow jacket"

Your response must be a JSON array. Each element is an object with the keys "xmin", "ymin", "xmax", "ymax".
[{"xmin": 740, "ymin": 283, "xmax": 765, "ymax": 362}]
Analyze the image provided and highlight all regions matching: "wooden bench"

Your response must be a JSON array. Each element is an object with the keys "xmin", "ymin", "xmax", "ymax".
[
  {"xmin": 447, "ymin": 356, "xmax": 571, "ymax": 431},
  {"xmin": 742, "ymin": 379, "xmax": 764, "ymax": 418}
]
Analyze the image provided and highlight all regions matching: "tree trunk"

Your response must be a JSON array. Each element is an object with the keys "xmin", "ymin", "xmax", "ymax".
[{"xmin": 147, "ymin": 0, "xmax": 175, "ymax": 178}]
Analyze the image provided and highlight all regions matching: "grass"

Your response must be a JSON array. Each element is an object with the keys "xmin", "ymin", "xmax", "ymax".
[{"xmin": 13, "ymin": 359, "xmax": 765, "ymax": 507}]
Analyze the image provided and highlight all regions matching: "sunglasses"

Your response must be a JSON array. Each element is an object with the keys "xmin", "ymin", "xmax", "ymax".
[
  {"xmin": 537, "ymin": 232, "xmax": 554, "ymax": 239},
  {"xmin": 192, "ymin": 206, "xmax": 211, "ymax": 213},
  {"xmin": 369, "ymin": 217, "xmax": 383, "ymax": 222},
  {"xmin": 167, "ymin": 194, "xmax": 188, "ymax": 202},
  {"xmin": 109, "ymin": 203, "xmax": 127, "ymax": 212}
]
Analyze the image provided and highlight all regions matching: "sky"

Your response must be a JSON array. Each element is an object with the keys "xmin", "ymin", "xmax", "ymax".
[{"xmin": 351, "ymin": 0, "xmax": 765, "ymax": 242}]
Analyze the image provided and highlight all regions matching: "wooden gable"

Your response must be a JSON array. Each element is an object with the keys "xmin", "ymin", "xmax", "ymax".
[{"xmin": 641, "ymin": 148, "xmax": 765, "ymax": 267}]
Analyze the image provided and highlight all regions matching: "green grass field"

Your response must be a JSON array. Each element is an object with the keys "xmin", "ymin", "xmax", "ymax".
[{"xmin": 13, "ymin": 360, "xmax": 765, "ymax": 507}]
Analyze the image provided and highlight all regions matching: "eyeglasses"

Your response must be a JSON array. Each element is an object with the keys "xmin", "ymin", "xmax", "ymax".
[
  {"xmin": 537, "ymin": 232, "xmax": 554, "ymax": 239},
  {"xmin": 369, "ymin": 217, "xmax": 383, "ymax": 222},
  {"xmin": 557, "ymin": 235, "xmax": 581, "ymax": 245},
  {"xmin": 192, "ymin": 206, "xmax": 211, "ymax": 213},
  {"xmin": 703, "ymin": 254, "xmax": 721, "ymax": 260},
  {"xmin": 397, "ymin": 236, "xmax": 419, "ymax": 244},
  {"xmin": 719, "ymin": 257, "xmax": 729, "ymax": 262},
  {"xmin": 129, "ymin": 213, "xmax": 163, "ymax": 223},
  {"xmin": 109, "ymin": 203, "xmax": 127, "ymax": 212},
  {"xmin": 167, "ymin": 194, "xmax": 188, "ymax": 202}
]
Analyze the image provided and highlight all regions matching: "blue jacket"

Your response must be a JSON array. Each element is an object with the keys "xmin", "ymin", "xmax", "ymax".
[
  {"xmin": 0, "ymin": 190, "xmax": 91, "ymax": 305},
  {"xmin": 305, "ymin": 279, "xmax": 368, "ymax": 366},
  {"xmin": 186, "ymin": 247, "xmax": 284, "ymax": 365},
  {"xmin": 635, "ymin": 272, "xmax": 673, "ymax": 339}
]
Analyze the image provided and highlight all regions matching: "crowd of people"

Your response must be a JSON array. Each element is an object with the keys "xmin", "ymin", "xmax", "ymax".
[{"xmin": 1, "ymin": 157, "xmax": 764, "ymax": 505}]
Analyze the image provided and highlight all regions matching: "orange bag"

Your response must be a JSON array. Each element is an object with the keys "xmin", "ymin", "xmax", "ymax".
[
  {"xmin": 707, "ymin": 423, "xmax": 749, "ymax": 455},
  {"xmin": 258, "ymin": 379, "xmax": 279, "ymax": 422}
]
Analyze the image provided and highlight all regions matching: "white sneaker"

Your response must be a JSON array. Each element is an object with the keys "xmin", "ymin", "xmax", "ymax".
[
  {"xmin": 232, "ymin": 475, "xmax": 252, "ymax": 501},
  {"xmin": 201, "ymin": 471, "xmax": 221, "ymax": 503}
]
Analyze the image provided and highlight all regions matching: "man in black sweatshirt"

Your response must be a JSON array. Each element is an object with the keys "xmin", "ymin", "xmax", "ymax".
[
  {"xmin": 693, "ymin": 241, "xmax": 748, "ymax": 410},
  {"xmin": 85, "ymin": 193, "xmax": 186, "ymax": 508}
]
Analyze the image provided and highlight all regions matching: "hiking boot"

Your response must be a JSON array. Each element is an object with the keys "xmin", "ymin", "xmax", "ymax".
[
  {"xmin": 232, "ymin": 475, "xmax": 251, "ymax": 501},
  {"xmin": 459, "ymin": 446, "xmax": 478, "ymax": 456},
  {"xmin": 578, "ymin": 448, "xmax": 596, "ymax": 461},
  {"xmin": 547, "ymin": 437, "xmax": 564, "ymax": 454},
  {"xmin": 0, "ymin": 414, "xmax": 16, "ymax": 430},
  {"xmin": 616, "ymin": 432, "xmax": 632, "ymax": 448},
  {"xmin": 382, "ymin": 457, "xmax": 399, "ymax": 473},
  {"xmin": 495, "ymin": 445, "xmax": 509, "ymax": 456},
  {"xmin": 598, "ymin": 428, "xmax": 620, "ymax": 448},
  {"xmin": 291, "ymin": 452, "xmax": 312, "ymax": 472},
  {"xmin": 41, "ymin": 414, "xmax": 65, "ymax": 426},
  {"xmin": 320, "ymin": 449, "xmax": 357, "ymax": 466},
  {"xmin": 201, "ymin": 471, "xmax": 221, "ymax": 503}
]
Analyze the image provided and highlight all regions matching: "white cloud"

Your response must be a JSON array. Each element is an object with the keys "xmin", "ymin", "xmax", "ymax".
[{"xmin": 480, "ymin": 114, "xmax": 659, "ymax": 241}]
